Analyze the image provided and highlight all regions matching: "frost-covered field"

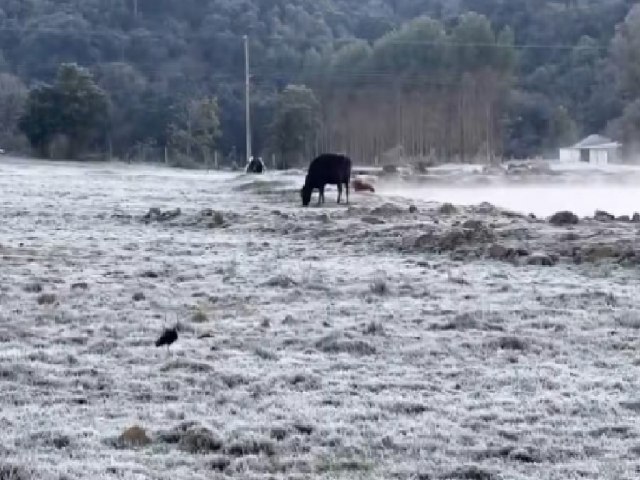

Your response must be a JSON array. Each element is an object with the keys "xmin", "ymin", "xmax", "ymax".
[{"xmin": 2, "ymin": 158, "xmax": 640, "ymax": 480}]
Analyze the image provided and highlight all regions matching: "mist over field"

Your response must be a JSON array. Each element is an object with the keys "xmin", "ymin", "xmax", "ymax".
[{"xmin": 384, "ymin": 183, "xmax": 640, "ymax": 218}]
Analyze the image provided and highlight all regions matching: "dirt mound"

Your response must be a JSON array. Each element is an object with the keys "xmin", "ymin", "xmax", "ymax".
[
  {"xmin": 549, "ymin": 210, "xmax": 579, "ymax": 226},
  {"xmin": 119, "ymin": 425, "xmax": 151, "ymax": 448},
  {"xmin": 370, "ymin": 202, "xmax": 406, "ymax": 216},
  {"xmin": 315, "ymin": 332, "xmax": 376, "ymax": 356},
  {"xmin": 157, "ymin": 422, "xmax": 223, "ymax": 454},
  {"xmin": 415, "ymin": 219, "xmax": 495, "ymax": 253},
  {"xmin": 142, "ymin": 207, "xmax": 181, "ymax": 223},
  {"xmin": 189, "ymin": 209, "xmax": 227, "ymax": 228}
]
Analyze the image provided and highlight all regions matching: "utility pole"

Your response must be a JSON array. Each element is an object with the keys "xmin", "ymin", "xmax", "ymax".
[
  {"xmin": 486, "ymin": 102, "xmax": 492, "ymax": 164},
  {"xmin": 244, "ymin": 35, "xmax": 252, "ymax": 166}
]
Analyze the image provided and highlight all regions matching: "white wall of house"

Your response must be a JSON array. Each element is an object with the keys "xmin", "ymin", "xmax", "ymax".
[
  {"xmin": 559, "ymin": 135, "xmax": 621, "ymax": 165},
  {"xmin": 589, "ymin": 149, "xmax": 609, "ymax": 165},
  {"xmin": 559, "ymin": 147, "xmax": 614, "ymax": 165},
  {"xmin": 559, "ymin": 148, "xmax": 580, "ymax": 163}
]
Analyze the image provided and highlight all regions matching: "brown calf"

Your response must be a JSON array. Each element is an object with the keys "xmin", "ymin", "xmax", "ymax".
[{"xmin": 352, "ymin": 178, "xmax": 375, "ymax": 193}]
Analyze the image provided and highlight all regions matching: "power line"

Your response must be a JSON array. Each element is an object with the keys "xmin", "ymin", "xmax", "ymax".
[
  {"xmin": 0, "ymin": 26, "xmax": 612, "ymax": 51},
  {"xmin": 3, "ymin": 61, "xmax": 499, "ymax": 87},
  {"xmin": 251, "ymin": 32, "xmax": 611, "ymax": 51},
  {"xmin": 249, "ymin": 73, "xmax": 466, "ymax": 89},
  {"xmin": 0, "ymin": 26, "xmax": 125, "ymax": 37},
  {"xmin": 359, "ymin": 39, "xmax": 608, "ymax": 51}
]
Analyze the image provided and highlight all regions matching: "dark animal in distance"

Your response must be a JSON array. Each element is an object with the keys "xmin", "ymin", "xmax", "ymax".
[
  {"xmin": 301, "ymin": 153, "xmax": 352, "ymax": 206},
  {"xmin": 156, "ymin": 326, "xmax": 178, "ymax": 351},
  {"xmin": 352, "ymin": 178, "xmax": 375, "ymax": 193},
  {"xmin": 246, "ymin": 156, "xmax": 265, "ymax": 174}
]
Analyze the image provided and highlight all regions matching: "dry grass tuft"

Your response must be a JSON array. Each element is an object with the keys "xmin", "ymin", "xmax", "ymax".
[{"xmin": 119, "ymin": 425, "xmax": 151, "ymax": 448}]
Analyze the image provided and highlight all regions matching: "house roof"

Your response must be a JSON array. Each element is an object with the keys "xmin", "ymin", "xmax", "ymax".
[{"xmin": 571, "ymin": 134, "xmax": 621, "ymax": 149}]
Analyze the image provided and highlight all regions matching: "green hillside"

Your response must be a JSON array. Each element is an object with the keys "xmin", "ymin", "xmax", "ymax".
[{"xmin": 0, "ymin": 0, "xmax": 638, "ymax": 162}]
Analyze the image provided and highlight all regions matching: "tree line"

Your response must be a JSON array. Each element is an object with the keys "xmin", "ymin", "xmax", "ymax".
[{"xmin": 0, "ymin": 0, "xmax": 638, "ymax": 165}]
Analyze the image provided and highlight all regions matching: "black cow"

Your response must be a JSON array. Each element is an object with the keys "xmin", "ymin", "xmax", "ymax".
[
  {"xmin": 246, "ymin": 157, "xmax": 265, "ymax": 174},
  {"xmin": 301, "ymin": 153, "xmax": 352, "ymax": 206}
]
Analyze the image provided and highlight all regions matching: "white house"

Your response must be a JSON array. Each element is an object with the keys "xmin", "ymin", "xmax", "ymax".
[{"xmin": 559, "ymin": 134, "xmax": 621, "ymax": 166}]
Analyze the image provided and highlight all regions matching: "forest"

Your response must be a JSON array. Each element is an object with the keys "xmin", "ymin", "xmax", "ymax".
[{"xmin": 0, "ymin": 0, "xmax": 639, "ymax": 165}]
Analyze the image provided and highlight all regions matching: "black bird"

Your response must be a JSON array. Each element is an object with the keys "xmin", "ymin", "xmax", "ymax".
[{"xmin": 155, "ymin": 326, "xmax": 178, "ymax": 352}]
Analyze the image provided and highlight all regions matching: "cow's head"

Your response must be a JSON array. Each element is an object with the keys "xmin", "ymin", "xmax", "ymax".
[{"xmin": 300, "ymin": 185, "xmax": 312, "ymax": 206}]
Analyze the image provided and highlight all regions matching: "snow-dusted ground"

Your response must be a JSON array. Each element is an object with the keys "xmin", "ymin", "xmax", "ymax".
[{"xmin": 2, "ymin": 158, "xmax": 640, "ymax": 480}]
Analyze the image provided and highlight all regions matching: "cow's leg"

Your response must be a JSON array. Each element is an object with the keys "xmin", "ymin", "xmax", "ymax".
[
  {"xmin": 318, "ymin": 186, "xmax": 324, "ymax": 205},
  {"xmin": 337, "ymin": 183, "xmax": 342, "ymax": 204},
  {"xmin": 345, "ymin": 181, "xmax": 350, "ymax": 204}
]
